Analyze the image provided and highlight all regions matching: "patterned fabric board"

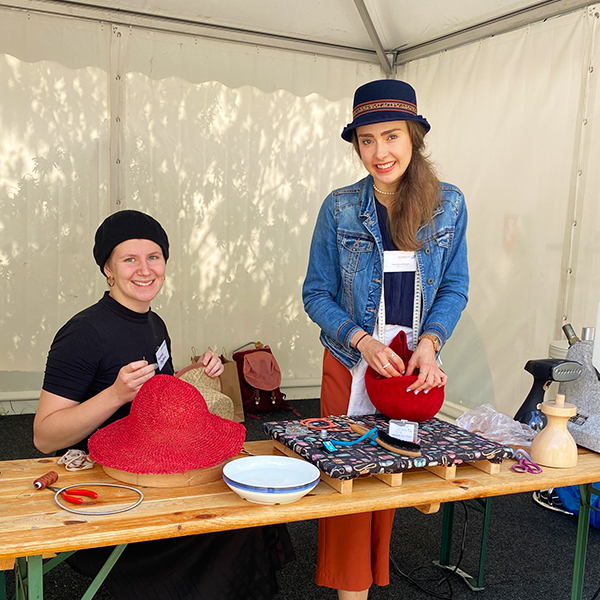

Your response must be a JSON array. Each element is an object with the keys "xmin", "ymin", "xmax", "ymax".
[{"xmin": 263, "ymin": 415, "xmax": 514, "ymax": 481}]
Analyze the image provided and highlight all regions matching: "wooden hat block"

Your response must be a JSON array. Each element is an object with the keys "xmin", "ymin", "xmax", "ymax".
[
  {"xmin": 530, "ymin": 394, "xmax": 578, "ymax": 468},
  {"xmin": 102, "ymin": 460, "xmax": 226, "ymax": 488}
]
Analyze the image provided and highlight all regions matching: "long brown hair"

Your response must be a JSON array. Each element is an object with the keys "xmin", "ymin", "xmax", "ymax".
[{"xmin": 352, "ymin": 120, "xmax": 440, "ymax": 251}]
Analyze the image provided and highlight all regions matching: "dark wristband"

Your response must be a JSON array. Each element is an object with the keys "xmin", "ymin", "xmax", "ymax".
[{"xmin": 354, "ymin": 332, "xmax": 370, "ymax": 351}]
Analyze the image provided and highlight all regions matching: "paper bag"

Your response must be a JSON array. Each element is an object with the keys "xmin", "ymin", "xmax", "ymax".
[{"xmin": 219, "ymin": 353, "xmax": 245, "ymax": 422}]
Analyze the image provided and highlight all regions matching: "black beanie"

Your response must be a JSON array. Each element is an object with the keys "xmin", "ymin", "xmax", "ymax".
[{"xmin": 93, "ymin": 210, "xmax": 170, "ymax": 276}]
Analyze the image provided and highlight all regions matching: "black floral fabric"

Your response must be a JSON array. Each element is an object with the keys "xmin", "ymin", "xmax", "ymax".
[{"xmin": 263, "ymin": 415, "xmax": 513, "ymax": 481}]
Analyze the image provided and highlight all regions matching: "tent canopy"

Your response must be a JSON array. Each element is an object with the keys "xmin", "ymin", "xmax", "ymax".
[
  {"xmin": 1, "ymin": 0, "xmax": 599, "ymax": 422},
  {"xmin": 8, "ymin": 0, "xmax": 592, "ymax": 68}
]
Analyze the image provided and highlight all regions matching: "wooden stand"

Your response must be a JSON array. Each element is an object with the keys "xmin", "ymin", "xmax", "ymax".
[
  {"xmin": 531, "ymin": 393, "xmax": 578, "ymax": 468},
  {"xmin": 102, "ymin": 460, "xmax": 226, "ymax": 488}
]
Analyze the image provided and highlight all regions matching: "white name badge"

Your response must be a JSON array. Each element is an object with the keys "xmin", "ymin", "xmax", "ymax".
[
  {"xmin": 156, "ymin": 340, "xmax": 170, "ymax": 371},
  {"xmin": 384, "ymin": 251, "xmax": 416, "ymax": 273}
]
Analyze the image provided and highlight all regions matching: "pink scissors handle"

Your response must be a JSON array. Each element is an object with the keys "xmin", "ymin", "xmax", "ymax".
[{"xmin": 511, "ymin": 449, "xmax": 542, "ymax": 474}]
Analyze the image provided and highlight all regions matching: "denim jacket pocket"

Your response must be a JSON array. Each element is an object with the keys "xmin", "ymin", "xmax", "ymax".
[
  {"xmin": 433, "ymin": 228, "xmax": 452, "ymax": 248},
  {"xmin": 338, "ymin": 231, "xmax": 375, "ymax": 275}
]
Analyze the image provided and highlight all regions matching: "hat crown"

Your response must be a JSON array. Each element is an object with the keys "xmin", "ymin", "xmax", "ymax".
[
  {"xmin": 341, "ymin": 79, "xmax": 430, "ymax": 142},
  {"xmin": 129, "ymin": 375, "xmax": 210, "ymax": 438},
  {"xmin": 352, "ymin": 79, "xmax": 417, "ymax": 113},
  {"xmin": 365, "ymin": 331, "xmax": 444, "ymax": 422}
]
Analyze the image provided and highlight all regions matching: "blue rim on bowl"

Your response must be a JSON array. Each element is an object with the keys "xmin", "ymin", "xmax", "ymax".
[
  {"xmin": 223, "ymin": 473, "xmax": 320, "ymax": 495},
  {"xmin": 223, "ymin": 455, "xmax": 320, "ymax": 489}
]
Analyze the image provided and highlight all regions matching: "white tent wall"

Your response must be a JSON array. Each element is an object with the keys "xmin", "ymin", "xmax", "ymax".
[
  {"xmin": 0, "ymin": 12, "xmax": 112, "ymax": 412},
  {"xmin": 0, "ymin": 6, "xmax": 381, "ymax": 413},
  {"xmin": 399, "ymin": 7, "xmax": 599, "ymax": 418},
  {"xmin": 1, "ymin": 4, "xmax": 599, "ymax": 421},
  {"xmin": 115, "ymin": 27, "xmax": 380, "ymax": 394},
  {"xmin": 570, "ymin": 8, "xmax": 600, "ymax": 350}
]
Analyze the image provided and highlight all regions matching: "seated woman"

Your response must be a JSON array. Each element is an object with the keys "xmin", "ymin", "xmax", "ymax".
[{"xmin": 34, "ymin": 209, "xmax": 294, "ymax": 600}]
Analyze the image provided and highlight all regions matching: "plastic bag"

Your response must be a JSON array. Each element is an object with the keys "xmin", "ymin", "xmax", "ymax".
[
  {"xmin": 455, "ymin": 404, "xmax": 536, "ymax": 448},
  {"xmin": 556, "ymin": 486, "xmax": 600, "ymax": 529}
]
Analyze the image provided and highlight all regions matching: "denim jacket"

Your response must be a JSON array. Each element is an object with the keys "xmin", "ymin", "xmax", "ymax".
[{"xmin": 302, "ymin": 175, "xmax": 469, "ymax": 369}]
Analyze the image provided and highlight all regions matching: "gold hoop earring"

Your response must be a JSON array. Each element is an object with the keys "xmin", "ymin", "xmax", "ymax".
[{"xmin": 107, "ymin": 277, "xmax": 115, "ymax": 288}]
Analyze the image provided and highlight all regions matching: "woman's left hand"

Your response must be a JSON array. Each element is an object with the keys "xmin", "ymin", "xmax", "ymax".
[
  {"xmin": 404, "ymin": 338, "xmax": 447, "ymax": 394},
  {"xmin": 200, "ymin": 350, "xmax": 224, "ymax": 378}
]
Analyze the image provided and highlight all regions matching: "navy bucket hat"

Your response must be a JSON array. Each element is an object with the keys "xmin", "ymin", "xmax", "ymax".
[{"xmin": 341, "ymin": 79, "xmax": 430, "ymax": 142}]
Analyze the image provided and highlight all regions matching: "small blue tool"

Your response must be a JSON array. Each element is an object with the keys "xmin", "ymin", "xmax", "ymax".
[{"xmin": 323, "ymin": 427, "xmax": 379, "ymax": 452}]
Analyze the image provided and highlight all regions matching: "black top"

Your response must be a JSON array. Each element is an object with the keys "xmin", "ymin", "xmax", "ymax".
[
  {"xmin": 375, "ymin": 199, "xmax": 415, "ymax": 327},
  {"xmin": 42, "ymin": 292, "xmax": 174, "ymax": 449},
  {"xmin": 41, "ymin": 294, "xmax": 294, "ymax": 600}
]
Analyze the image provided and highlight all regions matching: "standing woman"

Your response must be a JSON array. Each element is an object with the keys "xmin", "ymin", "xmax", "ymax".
[
  {"xmin": 302, "ymin": 80, "xmax": 469, "ymax": 599},
  {"xmin": 34, "ymin": 210, "xmax": 293, "ymax": 600}
]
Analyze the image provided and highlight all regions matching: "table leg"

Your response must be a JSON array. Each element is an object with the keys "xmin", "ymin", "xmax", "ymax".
[
  {"xmin": 571, "ymin": 483, "xmax": 592, "ymax": 600},
  {"xmin": 40, "ymin": 552, "xmax": 76, "ymax": 576},
  {"xmin": 80, "ymin": 544, "xmax": 127, "ymax": 600},
  {"xmin": 15, "ymin": 557, "xmax": 27, "ymax": 600},
  {"xmin": 27, "ymin": 555, "xmax": 43, "ymax": 600},
  {"xmin": 439, "ymin": 501, "xmax": 455, "ymax": 566},
  {"xmin": 11, "ymin": 546, "xmax": 126, "ymax": 600},
  {"xmin": 0, "ymin": 570, "xmax": 6, "ymax": 600},
  {"xmin": 474, "ymin": 497, "xmax": 492, "ymax": 588},
  {"xmin": 435, "ymin": 499, "xmax": 490, "ymax": 591}
]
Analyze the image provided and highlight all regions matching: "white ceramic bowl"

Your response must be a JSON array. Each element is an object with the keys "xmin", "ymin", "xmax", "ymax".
[{"xmin": 223, "ymin": 455, "xmax": 320, "ymax": 505}]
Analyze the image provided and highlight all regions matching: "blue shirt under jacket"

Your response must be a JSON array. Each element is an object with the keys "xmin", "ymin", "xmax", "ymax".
[{"xmin": 302, "ymin": 174, "xmax": 469, "ymax": 369}]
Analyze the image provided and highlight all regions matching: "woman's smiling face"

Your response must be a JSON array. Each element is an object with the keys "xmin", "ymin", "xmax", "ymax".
[
  {"xmin": 103, "ymin": 239, "xmax": 166, "ymax": 312},
  {"xmin": 356, "ymin": 120, "xmax": 413, "ymax": 193}
]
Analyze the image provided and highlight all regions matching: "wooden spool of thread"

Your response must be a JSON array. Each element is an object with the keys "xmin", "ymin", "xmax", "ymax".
[{"xmin": 33, "ymin": 471, "xmax": 59, "ymax": 490}]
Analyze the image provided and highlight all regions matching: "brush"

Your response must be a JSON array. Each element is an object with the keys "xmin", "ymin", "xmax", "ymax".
[{"xmin": 350, "ymin": 423, "xmax": 422, "ymax": 457}]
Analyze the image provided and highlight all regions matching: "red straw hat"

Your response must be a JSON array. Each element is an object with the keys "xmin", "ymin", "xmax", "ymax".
[
  {"xmin": 365, "ymin": 330, "xmax": 444, "ymax": 422},
  {"xmin": 89, "ymin": 374, "xmax": 245, "ymax": 474}
]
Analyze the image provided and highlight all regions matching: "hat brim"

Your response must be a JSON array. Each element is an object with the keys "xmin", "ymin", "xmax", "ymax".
[
  {"xmin": 89, "ymin": 410, "xmax": 245, "ymax": 474},
  {"xmin": 341, "ymin": 112, "xmax": 430, "ymax": 142}
]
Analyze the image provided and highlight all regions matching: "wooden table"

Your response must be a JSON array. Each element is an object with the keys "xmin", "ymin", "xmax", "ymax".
[{"xmin": 2, "ymin": 442, "xmax": 600, "ymax": 599}]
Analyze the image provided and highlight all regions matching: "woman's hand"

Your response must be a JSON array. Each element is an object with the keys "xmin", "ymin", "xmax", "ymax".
[
  {"xmin": 111, "ymin": 360, "xmax": 156, "ymax": 404},
  {"xmin": 358, "ymin": 336, "xmax": 405, "ymax": 378},
  {"xmin": 200, "ymin": 350, "xmax": 224, "ymax": 378},
  {"xmin": 404, "ymin": 338, "xmax": 447, "ymax": 393},
  {"xmin": 33, "ymin": 360, "xmax": 156, "ymax": 454}
]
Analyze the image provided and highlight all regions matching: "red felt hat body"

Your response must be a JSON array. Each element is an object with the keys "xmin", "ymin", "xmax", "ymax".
[
  {"xmin": 364, "ymin": 330, "xmax": 444, "ymax": 422},
  {"xmin": 88, "ymin": 374, "xmax": 245, "ymax": 474}
]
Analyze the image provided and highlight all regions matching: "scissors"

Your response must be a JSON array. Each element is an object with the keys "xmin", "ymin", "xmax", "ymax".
[
  {"xmin": 46, "ymin": 486, "xmax": 99, "ymax": 505},
  {"xmin": 511, "ymin": 449, "xmax": 542, "ymax": 474},
  {"xmin": 299, "ymin": 418, "xmax": 351, "ymax": 433}
]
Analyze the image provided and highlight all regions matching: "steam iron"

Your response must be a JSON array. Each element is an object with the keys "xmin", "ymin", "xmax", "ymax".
[
  {"xmin": 514, "ymin": 358, "xmax": 582, "ymax": 431},
  {"xmin": 559, "ymin": 335, "xmax": 600, "ymax": 452}
]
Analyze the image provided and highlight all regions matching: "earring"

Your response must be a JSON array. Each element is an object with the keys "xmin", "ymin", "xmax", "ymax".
[{"xmin": 107, "ymin": 277, "xmax": 115, "ymax": 288}]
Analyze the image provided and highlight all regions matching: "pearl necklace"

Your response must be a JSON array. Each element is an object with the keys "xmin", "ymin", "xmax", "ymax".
[{"xmin": 373, "ymin": 184, "xmax": 397, "ymax": 196}]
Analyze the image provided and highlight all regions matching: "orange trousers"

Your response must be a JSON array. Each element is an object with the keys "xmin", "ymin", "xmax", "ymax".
[{"xmin": 315, "ymin": 350, "xmax": 395, "ymax": 591}]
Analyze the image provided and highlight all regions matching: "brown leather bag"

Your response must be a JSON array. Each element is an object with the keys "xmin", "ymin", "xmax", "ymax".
[{"xmin": 232, "ymin": 343, "xmax": 299, "ymax": 419}]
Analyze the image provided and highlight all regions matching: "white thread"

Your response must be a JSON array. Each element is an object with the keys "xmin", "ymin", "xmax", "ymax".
[{"xmin": 58, "ymin": 449, "xmax": 95, "ymax": 471}]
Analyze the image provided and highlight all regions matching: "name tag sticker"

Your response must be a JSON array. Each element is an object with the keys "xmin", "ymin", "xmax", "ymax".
[
  {"xmin": 384, "ymin": 251, "xmax": 416, "ymax": 273},
  {"xmin": 156, "ymin": 340, "xmax": 169, "ymax": 371}
]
